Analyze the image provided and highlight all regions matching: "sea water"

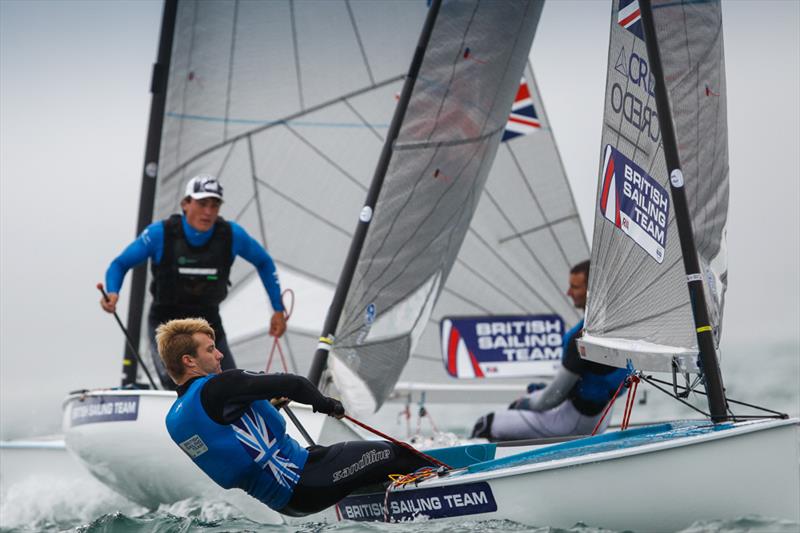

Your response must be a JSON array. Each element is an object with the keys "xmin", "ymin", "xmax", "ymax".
[{"xmin": 1, "ymin": 341, "xmax": 798, "ymax": 533}]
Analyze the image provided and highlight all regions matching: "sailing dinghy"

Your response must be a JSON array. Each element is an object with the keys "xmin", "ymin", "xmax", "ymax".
[
  {"xmin": 301, "ymin": 0, "xmax": 799, "ymax": 529},
  {"xmin": 62, "ymin": 0, "xmax": 576, "ymax": 514}
]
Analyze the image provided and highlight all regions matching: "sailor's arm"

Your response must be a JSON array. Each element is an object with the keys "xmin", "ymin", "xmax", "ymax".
[
  {"xmin": 230, "ymin": 222, "xmax": 286, "ymax": 336},
  {"xmin": 100, "ymin": 222, "xmax": 163, "ymax": 313},
  {"xmin": 201, "ymin": 370, "xmax": 344, "ymax": 424},
  {"xmin": 523, "ymin": 366, "xmax": 579, "ymax": 411}
]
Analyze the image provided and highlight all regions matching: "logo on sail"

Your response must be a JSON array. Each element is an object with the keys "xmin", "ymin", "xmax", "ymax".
[
  {"xmin": 618, "ymin": 0, "xmax": 644, "ymax": 40},
  {"xmin": 502, "ymin": 78, "xmax": 541, "ymax": 142},
  {"xmin": 441, "ymin": 315, "xmax": 563, "ymax": 378},
  {"xmin": 600, "ymin": 145, "xmax": 669, "ymax": 263}
]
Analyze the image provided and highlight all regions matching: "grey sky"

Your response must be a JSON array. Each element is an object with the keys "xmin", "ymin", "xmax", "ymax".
[{"xmin": 1, "ymin": 0, "xmax": 798, "ymax": 439}]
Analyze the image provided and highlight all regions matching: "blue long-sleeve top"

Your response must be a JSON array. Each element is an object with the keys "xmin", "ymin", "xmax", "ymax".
[{"xmin": 105, "ymin": 216, "xmax": 284, "ymax": 312}]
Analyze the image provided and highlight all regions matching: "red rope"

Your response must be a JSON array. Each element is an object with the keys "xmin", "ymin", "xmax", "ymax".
[
  {"xmin": 621, "ymin": 375, "xmax": 640, "ymax": 430},
  {"xmin": 591, "ymin": 375, "xmax": 628, "ymax": 436},
  {"xmin": 266, "ymin": 289, "xmax": 294, "ymax": 373},
  {"xmin": 343, "ymin": 415, "xmax": 450, "ymax": 470}
]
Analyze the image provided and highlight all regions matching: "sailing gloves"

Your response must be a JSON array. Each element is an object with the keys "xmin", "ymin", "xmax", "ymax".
[{"xmin": 315, "ymin": 396, "xmax": 345, "ymax": 418}]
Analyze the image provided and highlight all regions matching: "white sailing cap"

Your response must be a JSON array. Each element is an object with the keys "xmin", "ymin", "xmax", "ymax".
[{"xmin": 185, "ymin": 174, "xmax": 224, "ymax": 201}]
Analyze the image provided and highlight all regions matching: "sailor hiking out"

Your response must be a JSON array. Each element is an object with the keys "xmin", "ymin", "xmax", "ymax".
[{"xmin": 157, "ymin": 318, "xmax": 432, "ymax": 515}]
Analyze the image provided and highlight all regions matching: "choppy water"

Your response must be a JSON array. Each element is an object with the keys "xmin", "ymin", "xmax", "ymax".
[{"xmin": 1, "ymin": 341, "xmax": 797, "ymax": 532}]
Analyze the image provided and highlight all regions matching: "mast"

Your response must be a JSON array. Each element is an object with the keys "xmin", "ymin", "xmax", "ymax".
[
  {"xmin": 121, "ymin": 0, "xmax": 178, "ymax": 387},
  {"xmin": 307, "ymin": 0, "xmax": 442, "ymax": 387},
  {"xmin": 639, "ymin": 0, "xmax": 728, "ymax": 421}
]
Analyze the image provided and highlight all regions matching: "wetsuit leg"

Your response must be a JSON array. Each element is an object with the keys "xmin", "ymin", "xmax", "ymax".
[
  {"xmin": 282, "ymin": 441, "xmax": 431, "ymax": 516},
  {"xmin": 147, "ymin": 308, "xmax": 177, "ymax": 390}
]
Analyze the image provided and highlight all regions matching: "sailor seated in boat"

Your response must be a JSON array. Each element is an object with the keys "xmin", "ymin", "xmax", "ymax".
[
  {"xmin": 157, "ymin": 317, "xmax": 432, "ymax": 516},
  {"xmin": 471, "ymin": 261, "xmax": 628, "ymax": 441},
  {"xmin": 99, "ymin": 174, "xmax": 287, "ymax": 390}
]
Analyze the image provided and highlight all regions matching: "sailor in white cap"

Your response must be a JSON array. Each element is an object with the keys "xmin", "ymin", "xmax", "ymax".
[{"xmin": 100, "ymin": 174, "xmax": 287, "ymax": 389}]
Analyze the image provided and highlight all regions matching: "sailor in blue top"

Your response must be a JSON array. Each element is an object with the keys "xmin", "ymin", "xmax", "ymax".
[
  {"xmin": 100, "ymin": 175, "xmax": 286, "ymax": 389},
  {"xmin": 157, "ymin": 318, "xmax": 431, "ymax": 516},
  {"xmin": 470, "ymin": 260, "xmax": 628, "ymax": 441}
]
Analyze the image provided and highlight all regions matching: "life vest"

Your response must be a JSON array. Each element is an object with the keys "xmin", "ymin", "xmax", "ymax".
[
  {"xmin": 564, "ymin": 319, "xmax": 628, "ymax": 415},
  {"xmin": 165, "ymin": 375, "xmax": 308, "ymax": 510},
  {"xmin": 150, "ymin": 214, "xmax": 233, "ymax": 309}
]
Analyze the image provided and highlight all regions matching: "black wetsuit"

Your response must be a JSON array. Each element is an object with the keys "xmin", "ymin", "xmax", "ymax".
[{"xmin": 177, "ymin": 370, "xmax": 431, "ymax": 516}]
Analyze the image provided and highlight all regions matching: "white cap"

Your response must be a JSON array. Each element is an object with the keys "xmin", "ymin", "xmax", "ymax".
[{"xmin": 185, "ymin": 175, "xmax": 223, "ymax": 201}]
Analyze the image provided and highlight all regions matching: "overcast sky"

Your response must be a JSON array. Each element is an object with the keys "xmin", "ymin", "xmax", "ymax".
[{"xmin": 1, "ymin": 0, "xmax": 798, "ymax": 439}]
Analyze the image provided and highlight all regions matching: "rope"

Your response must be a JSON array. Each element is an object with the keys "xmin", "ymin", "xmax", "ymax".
[
  {"xmin": 621, "ymin": 375, "xmax": 640, "ymax": 430},
  {"xmin": 644, "ymin": 375, "xmax": 789, "ymax": 419},
  {"xmin": 382, "ymin": 467, "xmax": 440, "ymax": 522},
  {"xmin": 266, "ymin": 289, "xmax": 294, "ymax": 373},
  {"xmin": 591, "ymin": 376, "xmax": 628, "ymax": 436},
  {"xmin": 343, "ymin": 415, "xmax": 450, "ymax": 470}
]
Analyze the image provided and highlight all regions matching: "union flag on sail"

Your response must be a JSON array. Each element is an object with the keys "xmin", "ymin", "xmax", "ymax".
[
  {"xmin": 502, "ymin": 78, "xmax": 541, "ymax": 142},
  {"xmin": 618, "ymin": 0, "xmax": 644, "ymax": 40}
]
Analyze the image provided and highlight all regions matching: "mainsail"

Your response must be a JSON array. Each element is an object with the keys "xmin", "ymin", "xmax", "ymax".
[
  {"xmin": 326, "ymin": 0, "xmax": 546, "ymax": 413},
  {"xmin": 580, "ymin": 0, "xmax": 729, "ymax": 373},
  {"xmin": 131, "ymin": 0, "xmax": 586, "ymax": 401},
  {"xmin": 138, "ymin": 0, "xmax": 430, "ymax": 374}
]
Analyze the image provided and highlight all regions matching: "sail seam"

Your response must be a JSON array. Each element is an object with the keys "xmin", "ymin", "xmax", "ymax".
[
  {"xmin": 345, "ymin": 0, "xmax": 376, "ymax": 86},
  {"xmin": 506, "ymin": 142, "xmax": 574, "ymax": 276},
  {"xmin": 497, "ymin": 214, "xmax": 580, "ymax": 244},
  {"xmin": 282, "ymin": 124, "xmax": 368, "ymax": 192},
  {"xmin": 290, "ymin": 0, "xmax": 304, "ymax": 111},
  {"xmin": 252, "ymin": 176, "xmax": 354, "ymax": 239},
  {"xmin": 160, "ymin": 75, "xmax": 405, "ymax": 185},
  {"xmin": 343, "ymin": 99, "xmax": 385, "ymax": 142},
  {"xmin": 223, "ymin": 0, "xmax": 239, "ymax": 142},
  {"xmin": 393, "ymin": 124, "xmax": 503, "ymax": 151}
]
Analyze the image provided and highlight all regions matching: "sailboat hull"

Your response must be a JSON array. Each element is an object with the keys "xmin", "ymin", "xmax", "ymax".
[
  {"xmin": 61, "ymin": 389, "xmax": 361, "ymax": 521},
  {"xmin": 320, "ymin": 418, "xmax": 799, "ymax": 530}
]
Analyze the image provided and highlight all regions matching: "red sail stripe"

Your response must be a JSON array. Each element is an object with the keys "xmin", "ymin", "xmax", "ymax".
[
  {"xmin": 619, "ymin": 8, "xmax": 640, "ymax": 28},
  {"xmin": 447, "ymin": 325, "xmax": 460, "ymax": 377},
  {"xmin": 508, "ymin": 115, "xmax": 541, "ymax": 128},
  {"xmin": 600, "ymin": 156, "xmax": 615, "ymax": 214}
]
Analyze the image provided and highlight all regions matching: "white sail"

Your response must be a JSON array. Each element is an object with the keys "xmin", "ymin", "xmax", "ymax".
[
  {"xmin": 579, "ymin": 0, "xmax": 729, "ymax": 373},
  {"xmin": 327, "ymin": 0, "xmax": 546, "ymax": 413}
]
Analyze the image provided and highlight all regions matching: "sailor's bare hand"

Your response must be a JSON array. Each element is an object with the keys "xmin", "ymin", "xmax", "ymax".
[
  {"xmin": 100, "ymin": 290, "xmax": 119, "ymax": 313},
  {"xmin": 270, "ymin": 397, "xmax": 290, "ymax": 409},
  {"xmin": 270, "ymin": 311, "xmax": 287, "ymax": 337}
]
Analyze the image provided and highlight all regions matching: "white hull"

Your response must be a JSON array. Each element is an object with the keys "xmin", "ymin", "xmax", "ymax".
[
  {"xmin": 61, "ymin": 389, "xmax": 362, "ymax": 522},
  {"xmin": 313, "ymin": 418, "xmax": 800, "ymax": 531}
]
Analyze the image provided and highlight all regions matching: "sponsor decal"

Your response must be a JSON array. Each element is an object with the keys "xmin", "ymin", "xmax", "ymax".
[
  {"xmin": 441, "ymin": 315, "xmax": 564, "ymax": 378},
  {"xmin": 332, "ymin": 449, "xmax": 391, "ymax": 483},
  {"xmin": 502, "ymin": 77, "xmax": 541, "ymax": 142},
  {"xmin": 179, "ymin": 434, "xmax": 208, "ymax": 459},
  {"xmin": 337, "ymin": 481, "xmax": 497, "ymax": 522},
  {"xmin": 618, "ymin": 0, "xmax": 643, "ymax": 40},
  {"xmin": 68, "ymin": 395, "xmax": 139, "ymax": 427},
  {"xmin": 599, "ymin": 145, "xmax": 670, "ymax": 263},
  {"xmin": 609, "ymin": 47, "xmax": 659, "ymax": 142}
]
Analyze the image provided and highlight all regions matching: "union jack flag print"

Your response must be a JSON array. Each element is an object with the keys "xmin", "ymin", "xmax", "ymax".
[
  {"xmin": 502, "ymin": 78, "xmax": 541, "ymax": 142},
  {"xmin": 618, "ymin": 0, "xmax": 644, "ymax": 40},
  {"xmin": 232, "ymin": 407, "xmax": 301, "ymax": 488}
]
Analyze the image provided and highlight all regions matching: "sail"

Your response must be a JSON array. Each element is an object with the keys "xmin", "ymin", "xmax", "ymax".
[
  {"xmin": 327, "ymin": 0, "xmax": 546, "ymax": 413},
  {"xmin": 395, "ymin": 63, "xmax": 589, "ymax": 389},
  {"xmin": 141, "ymin": 0, "xmax": 430, "ymax": 374},
  {"xmin": 580, "ymin": 0, "xmax": 729, "ymax": 373}
]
